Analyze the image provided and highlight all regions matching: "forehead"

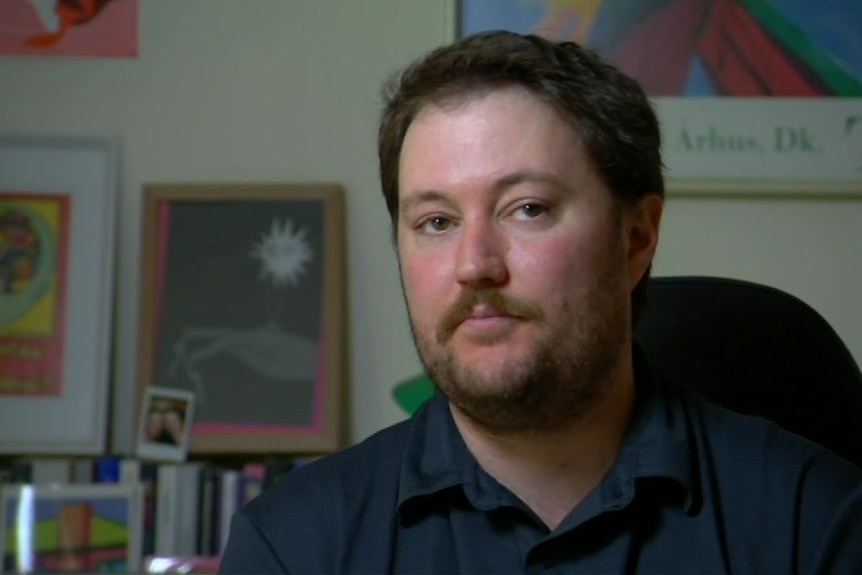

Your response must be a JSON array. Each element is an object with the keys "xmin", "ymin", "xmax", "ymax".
[
  {"xmin": 398, "ymin": 86, "xmax": 599, "ymax": 199},
  {"xmin": 406, "ymin": 85, "xmax": 578, "ymax": 146}
]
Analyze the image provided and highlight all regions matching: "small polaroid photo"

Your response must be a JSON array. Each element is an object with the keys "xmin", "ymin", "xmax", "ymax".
[{"xmin": 135, "ymin": 386, "xmax": 195, "ymax": 462}]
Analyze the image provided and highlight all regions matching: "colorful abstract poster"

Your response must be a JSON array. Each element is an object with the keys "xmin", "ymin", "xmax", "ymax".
[
  {"xmin": 460, "ymin": 0, "xmax": 862, "ymax": 179},
  {"xmin": 0, "ymin": 192, "xmax": 70, "ymax": 397},
  {"xmin": 460, "ymin": 0, "xmax": 862, "ymax": 97},
  {"xmin": 0, "ymin": 484, "xmax": 142, "ymax": 573},
  {"xmin": 0, "ymin": 0, "xmax": 138, "ymax": 58}
]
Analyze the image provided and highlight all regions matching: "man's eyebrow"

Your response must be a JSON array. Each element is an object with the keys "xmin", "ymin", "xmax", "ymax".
[
  {"xmin": 493, "ymin": 170, "xmax": 565, "ymax": 191},
  {"xmin": 400, "ymin": 171, "xmax": 565, "ymax": 213},
  {"xmin": 399, "ymin": 189, "xmax": 449, "ymax": 214}
]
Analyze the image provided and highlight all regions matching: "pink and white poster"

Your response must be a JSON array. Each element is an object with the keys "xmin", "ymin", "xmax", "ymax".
[{"xmin": 0, "ymin": 0, "xmax": 138, "ymax": 58}]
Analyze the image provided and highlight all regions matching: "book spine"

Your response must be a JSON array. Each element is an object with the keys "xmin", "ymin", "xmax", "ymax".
[
  {"xmin": 93, "ymin": 456, "xmax": 121, "ymax": 483},
  {"xmin": 241, "ymin": 463, "xmax": 265, "ymax": 506},
  {"xmin": 70, "ymin": 458, "xmax": 94, "ymax": 483},
  {"xmin": 197, "ymin": 467, "xmax": 217, "ymax": 556},
  {"xmin": 118, "ymin": 458, "xmax": 141, "ymax": 484},
  {"xmin": 175, "ymin": 463, "xmax": 202, "ymax": 556},
  {"xmin": 139, "ymin": 462, "xmax": 159, "ymax": 557},
  {"xmin": 154, "ymin": 463, "xmax": 180, "ymax": 556},
  {"xmin": 217, "ymin": 469, "xmax": 242, "ymax": 554},
  {"xmin": 29, "ymin": 458, "xmax": 72, "ymax": 485}
]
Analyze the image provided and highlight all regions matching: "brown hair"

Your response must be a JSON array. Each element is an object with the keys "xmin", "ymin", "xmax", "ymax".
[{"xmin": 378, "ymin": 30, "xmax": 664, "ymax": 322}]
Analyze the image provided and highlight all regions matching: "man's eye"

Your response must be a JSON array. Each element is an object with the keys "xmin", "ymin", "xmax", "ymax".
[
  {"xmin": 514, "ymin": 203, "xmax": 548, "ymax": 220},
  {"xmin": 420, "ymin": 216, "xmax": 452, "ymax": 233}
]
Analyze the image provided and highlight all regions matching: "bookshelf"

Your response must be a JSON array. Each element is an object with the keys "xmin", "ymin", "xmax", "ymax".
[{"xmin": 0, "ymin": 452, "xmax": 325, "ymax": 572}]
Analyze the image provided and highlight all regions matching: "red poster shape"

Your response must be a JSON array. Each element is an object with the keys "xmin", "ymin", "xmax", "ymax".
[
  {"xmin": 0, "ymin": 0, "xmax": 138, "ymax": 58},
  {"xmin": 0, "ymin": 193, "xmax": 70, "ymax": 396}
]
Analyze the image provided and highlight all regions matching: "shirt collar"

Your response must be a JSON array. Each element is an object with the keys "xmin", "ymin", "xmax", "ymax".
[
  {"xmin": 397, "ymin": 345, "xmax": 699, "ymax": 517},
  {"xmin": 397, "ymin": 390, "xmax": 463, "ymax": 506},
  {"xmin": 595, "ymin": 344, "xmax": 698, "ymax": 514}
]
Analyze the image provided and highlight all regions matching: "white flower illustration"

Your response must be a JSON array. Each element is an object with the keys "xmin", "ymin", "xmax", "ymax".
[{"xmin": 250, "ymin": 218, "xmax": 313, "ymax": 287}]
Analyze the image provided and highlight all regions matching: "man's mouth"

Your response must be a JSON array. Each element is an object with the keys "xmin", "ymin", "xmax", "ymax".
[
  {"xmin": 465, "ymin": 304, "xmax": 515, "ymax": 321},
  {"xmin": 436, "ymin": 290, "xmax": 544, "ymax": 345}
]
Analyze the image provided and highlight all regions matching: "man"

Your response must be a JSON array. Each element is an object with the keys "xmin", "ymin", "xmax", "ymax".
[{"xmin": 219, "ymin": 31, "xmax": 862, "ymax": 574}]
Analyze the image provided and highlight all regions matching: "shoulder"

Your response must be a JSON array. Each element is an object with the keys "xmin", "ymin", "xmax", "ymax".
[
  {"xmin": 246, "ymin": 416, "xmax": 413, "ymax": 523},
  {"xmin": 663, "ymin": 381, "xmax": 862, "ymax": 570},
  {"xmin": 221, "ymin": 418, "xmax": 415, "ymax": 573},
  {"xmin": 678, "ymin": 384, "xmax": 860, "ymax": 481},
  {"xmin": 672, "ymin": 382, "xmax": 862, "ymax": 526}
]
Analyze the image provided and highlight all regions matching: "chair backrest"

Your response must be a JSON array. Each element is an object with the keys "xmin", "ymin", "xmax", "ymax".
[{"xmin": 635, "ymin": 276, "xmax": 862, "ymax": 469}]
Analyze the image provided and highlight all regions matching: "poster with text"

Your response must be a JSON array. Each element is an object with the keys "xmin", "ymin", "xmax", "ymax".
[{"xmin": 460, "ymin": 0, "xmax": 862, "ymax": 180}]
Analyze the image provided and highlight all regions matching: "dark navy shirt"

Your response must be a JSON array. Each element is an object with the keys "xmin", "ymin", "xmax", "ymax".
[{"xmin": 220, "ymin": 353, "xmax": 862, "ymax": 574}]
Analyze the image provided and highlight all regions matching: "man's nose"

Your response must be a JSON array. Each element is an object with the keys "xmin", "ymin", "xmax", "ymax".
[{"xmin": 454, "ymin": 219, "xmax": 508, "ymax": 287}]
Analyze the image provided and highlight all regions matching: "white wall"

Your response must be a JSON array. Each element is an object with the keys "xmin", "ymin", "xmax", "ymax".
[
  {"xmin": 1, "ymin": 1, "xmax": 859, "ymax": 455},
  {"xmin": 1, "ymin": 0, "xmax": 453, "ymax": 453},
  {"xmin": 655, "ymin": 192, "xmax": 862, "ymax": 366}
]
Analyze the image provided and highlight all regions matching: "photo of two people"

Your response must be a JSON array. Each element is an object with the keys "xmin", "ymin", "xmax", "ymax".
[
  {"xmin": 144, "ymin": 397, "xmax": 187, "ymax": 446},
  {"xmin": 136, "ymin": 386, "xmax": 194, "ymax": 462}
]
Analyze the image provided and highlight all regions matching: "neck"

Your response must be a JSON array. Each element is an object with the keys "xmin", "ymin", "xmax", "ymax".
[{"xmin": 450, "ymin": 350, "xmax": 636, "ymax": 531}]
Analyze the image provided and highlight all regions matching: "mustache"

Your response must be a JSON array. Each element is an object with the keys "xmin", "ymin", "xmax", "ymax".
[{"xmin": 436, "ymin": 289, "xmax": 544, "ymax": 344}]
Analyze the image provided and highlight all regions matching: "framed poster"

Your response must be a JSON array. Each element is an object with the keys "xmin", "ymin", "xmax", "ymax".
[
  {"xmin": 457, "ymin": 0, "xmax": 862, "ymax": 180},
  {"xmin": 0, "ymin": 135, "xmax": 117, "ymax": 454},
  {"xmin": 137, "ymin": 184, "xmax": 346, "ymax": 454},
  {"xmin": 0, "ymin": 483, "xmax": 143, "ymax": 573}
]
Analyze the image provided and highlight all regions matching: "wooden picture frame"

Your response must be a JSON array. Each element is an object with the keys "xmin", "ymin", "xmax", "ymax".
[
  {"xmin": 136, "ymin": 184, "xmax": 346, "ymax": 454},
  {"xmin": 0, "ymin": 483, "xmax": 144, "ymax": 573},
  {"xmin": 0, "ymin": 135, "xmax": 117, "ymax": 454}
]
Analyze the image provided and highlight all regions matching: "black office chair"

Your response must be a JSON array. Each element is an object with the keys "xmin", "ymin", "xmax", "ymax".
[{"xmin": 634, "ymin": 276, "xmax": 862, "ymax": 469}]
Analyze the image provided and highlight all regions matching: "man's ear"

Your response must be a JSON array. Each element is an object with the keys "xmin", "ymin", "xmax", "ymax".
[{"xmin": 625, "ymin": 194, "xmax": 663, "ymax": 289}]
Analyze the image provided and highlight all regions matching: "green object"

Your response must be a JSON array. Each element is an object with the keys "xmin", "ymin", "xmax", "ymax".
[
  {"xmin": 393, "ymin": 373, "xmax": 435, "ymax": 415},
  {"xmin": 739, "ymin": 0, "xmax": 862, "ymax": 96}
]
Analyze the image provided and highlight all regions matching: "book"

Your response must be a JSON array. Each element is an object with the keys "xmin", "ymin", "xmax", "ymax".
[
  {"xmin": 8, "ymin": 458, "xmax": 71, "ymax": 485},
  {"xmin": 155, "ymin": 462, "xmax": 203, "ymax": 556},
  {"xmin": 70, "ymin": 458, "xmax": 94, "ymax": 483},
  {"xmin": 216, "ymin": 469, "xmax": 242, "ymax": 555},
  {"xmin": 93, "ymin": 456, "xmax": 121, "ymax": 483}
]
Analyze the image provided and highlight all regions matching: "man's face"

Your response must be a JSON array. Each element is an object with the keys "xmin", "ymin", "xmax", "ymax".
[{"xmin": 396, "ymin": 86, "xmax": 650, "ymax": 432}]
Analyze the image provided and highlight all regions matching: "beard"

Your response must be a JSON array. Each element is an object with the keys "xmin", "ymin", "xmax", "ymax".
[{"xmin": 406, "ymin": 243, "xmax": 629, "ymax": 434}]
